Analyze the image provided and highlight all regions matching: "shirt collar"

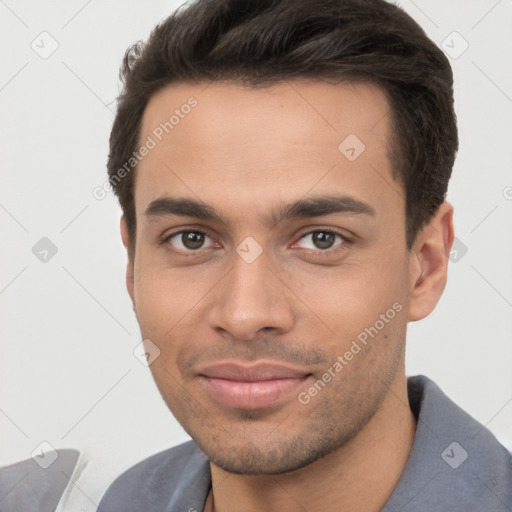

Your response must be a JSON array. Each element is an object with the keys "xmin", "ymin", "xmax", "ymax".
[{"xmin": 382, "ymin": 375, "xmax": 512, "ymax": 511}]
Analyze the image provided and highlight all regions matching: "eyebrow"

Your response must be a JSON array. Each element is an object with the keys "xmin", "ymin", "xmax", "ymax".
[{"xmin": 144, "ymin": 194, "xmax": 376, "ymax": 227}]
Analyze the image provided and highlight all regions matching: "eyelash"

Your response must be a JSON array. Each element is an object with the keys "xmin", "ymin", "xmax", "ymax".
[{"xmin": 159, "ymin": 229, "xmax": 351, "ymax": 257}]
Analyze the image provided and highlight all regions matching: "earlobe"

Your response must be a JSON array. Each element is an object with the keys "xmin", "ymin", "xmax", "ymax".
[
  {"xmin": 408, "ymin": 201, "xmax": 454, "ymax": 322},
  {"xmin": 120, "ymin": 216, "xmax": 136, "ymax": 306}
]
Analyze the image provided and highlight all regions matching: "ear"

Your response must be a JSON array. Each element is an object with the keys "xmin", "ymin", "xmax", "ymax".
[
  {"xmin": 408, "ymin": 201, "xmax": 454, "ymax": 322},
  {"xmin": 120, "ymin": 216, "xmax": 135, "ymax": 306}
]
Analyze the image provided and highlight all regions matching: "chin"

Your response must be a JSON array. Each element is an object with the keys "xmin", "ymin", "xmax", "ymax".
[{"xmin": 194, "ymin": 427, "xmax": 357, "ymax": 475}]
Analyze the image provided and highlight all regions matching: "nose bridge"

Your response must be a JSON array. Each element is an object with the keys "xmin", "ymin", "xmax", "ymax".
[
  {"xmin": 208, "ymin": 249, "xmax": 294, "ymax": 340},
  {"xmin": 230, "ymin": 256, "xmax": 266, "ymax": 304}
]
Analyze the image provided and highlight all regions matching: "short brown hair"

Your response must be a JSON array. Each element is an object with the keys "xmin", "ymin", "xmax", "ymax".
[{"xmin": 108, "ymin": 0, "xmax": 458, "ymax": 256}]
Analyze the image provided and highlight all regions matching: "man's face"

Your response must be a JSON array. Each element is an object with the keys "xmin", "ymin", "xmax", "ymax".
[{"xmin": 125, "ymin": 80, "xmax": 416, "ymax": 474}]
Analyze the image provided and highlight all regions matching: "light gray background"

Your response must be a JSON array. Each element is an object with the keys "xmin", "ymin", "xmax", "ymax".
[{"xmin": 1, "ymin": 0, "xmax": 511, "ymax": 508}]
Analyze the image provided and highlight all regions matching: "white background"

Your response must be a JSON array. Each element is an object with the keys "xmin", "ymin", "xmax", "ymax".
[{"xmin": 1, "ymin": 0, "xmax": 511, "ymax": 508}]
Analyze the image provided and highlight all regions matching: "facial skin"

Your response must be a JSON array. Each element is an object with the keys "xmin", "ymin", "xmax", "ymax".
[{"xmin": 121, "ymin": 80, "xmax": 454, "ymax": 512}]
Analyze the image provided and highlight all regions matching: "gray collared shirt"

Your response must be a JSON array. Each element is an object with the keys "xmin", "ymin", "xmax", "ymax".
[{"xmin": 99, "ymin": 375, "xmax": 512, "ymax": 511}]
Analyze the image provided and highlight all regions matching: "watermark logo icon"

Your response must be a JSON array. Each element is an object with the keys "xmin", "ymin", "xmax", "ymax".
[
  {"xmin": 449, "ymin": 237, "xmax": 468, "ymax": 263},
  {"xmin": 133, "ymin": 339, "xmax": 161, "ymax": 366},
  {"xmin": 441, "ymin": 441, "xmax": 468, "ymax": 469},
  {"xmin": 31, "ymin": 441, "xmax": 59, "ymax": 469},
  {"xmin": 32, "ymin": 237, "xmax": 58, "ymax": 263},
  {"xmin": 31, "ymin": 31, "xmax": 59, "ymax": 60},
  {"xmin": 338, "ymin": 134, "xmax": 366, "ymax": 162},
  {"xmin": 236, "ymin": 236, "xmax": 263, "ymax": 264},
  {"xmin": 441, "ymin": 31, "xmax": 469, "ymax": 60}
]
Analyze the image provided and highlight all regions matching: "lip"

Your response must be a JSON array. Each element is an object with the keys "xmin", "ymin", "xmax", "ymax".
[{"xmin": 197, "ymin": 361, "xmax": 312, "ymax": 409}]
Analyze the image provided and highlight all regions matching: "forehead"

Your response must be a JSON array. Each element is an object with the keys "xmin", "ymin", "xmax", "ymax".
[
  {"xmin": 135, "ymin": 79, "xmax": 401, "ymax": 223},
  {"xmin": 141, "ymin": 79, "xmax": 391, "ymax": 149}
]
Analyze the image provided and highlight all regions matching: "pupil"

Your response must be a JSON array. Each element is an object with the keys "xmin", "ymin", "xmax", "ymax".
[
  {"xmin": 313, "ymin": 232, "xmax": 334, "ymax": 249},
  {"xmin": 183, "ymin": 232, "xmax": 204, "ymax": 249}
]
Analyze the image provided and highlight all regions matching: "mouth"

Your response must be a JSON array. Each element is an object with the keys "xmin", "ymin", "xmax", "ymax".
[{"xmin": 197, "ymin": 361, "xmax": 312, "ymax": 410}]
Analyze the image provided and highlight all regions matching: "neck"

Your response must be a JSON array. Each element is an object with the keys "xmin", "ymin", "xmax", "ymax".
[{"xmin": 207, "ymin": 370, "xmax": 416, "ymax": 512}]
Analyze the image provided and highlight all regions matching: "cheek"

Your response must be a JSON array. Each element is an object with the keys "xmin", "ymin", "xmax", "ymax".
[
  {"xmin": 284, "ymin": 253, "xmax": 408, "ymax": 341},
  {"xmin": 131, "ymin": 262, "xmax": 219, "ymax": 382},
  {"xmin": 132, "ymin": 259, "xmax": 214, "ymax": 332}
]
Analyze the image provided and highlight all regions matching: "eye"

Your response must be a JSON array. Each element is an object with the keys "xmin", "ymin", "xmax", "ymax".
[
  {"xmin": 163, "ymin": 230, "xmax": 216, "ymax": 252},
  {"xmin": 294, "ymin": 230, "xmax": 347, "ymax": 251}
]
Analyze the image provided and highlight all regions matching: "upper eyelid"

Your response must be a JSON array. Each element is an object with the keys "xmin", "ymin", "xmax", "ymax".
[
  {"xmin": 164, "ymin": 229, "xmax": 217, "ymax": 247},
  {"xmin": 291, "ymin": 230, "xmax": 349, "ymax": 250},
  {"xmin": 162, "ymin": 227, "xmax": 216, "ymax": 241}
]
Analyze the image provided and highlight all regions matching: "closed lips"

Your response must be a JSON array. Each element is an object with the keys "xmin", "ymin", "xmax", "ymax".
[
  {"xmin": 197, "ymin": 361, "xmax": 312, "ymax": 409},
  {"xmin": 197, "ymin": 362, "xmax": 311, "ymax": 381}
]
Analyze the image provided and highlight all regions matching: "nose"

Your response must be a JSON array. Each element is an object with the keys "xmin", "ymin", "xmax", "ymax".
[{"xmin": 207, "ymin": 251, "xmax": 295, "ymax": 341}]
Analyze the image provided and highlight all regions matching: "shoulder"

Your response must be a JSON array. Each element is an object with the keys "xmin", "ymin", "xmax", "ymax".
[
  {"xmin": 99, "ymin": 440, "xmax": 211, "ymax": 512},
  {"xmin": 0, "ymin": 449, "xmax": 81, "ymax": 512}
]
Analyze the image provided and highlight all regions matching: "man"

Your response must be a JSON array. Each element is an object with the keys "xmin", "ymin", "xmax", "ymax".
[{"xmin": 99, "ymin": 0, "xmax": 512, "ymax": 510}]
